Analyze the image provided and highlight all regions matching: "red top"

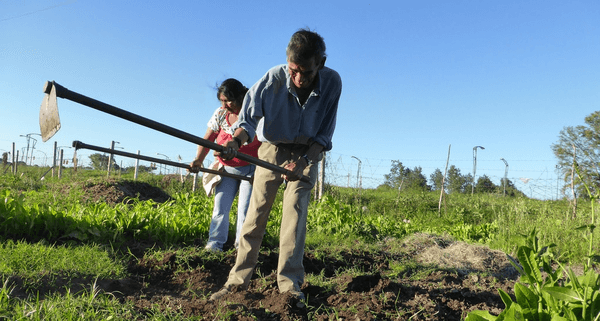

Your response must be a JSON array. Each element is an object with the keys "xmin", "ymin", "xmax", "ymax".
[
  {"xmin": 216, "ymin": 129, "xmax": 261, "ymax": 167},
  {"xmin": 208, "ymin": 107, "xmax": 261, "ymax": 167}
]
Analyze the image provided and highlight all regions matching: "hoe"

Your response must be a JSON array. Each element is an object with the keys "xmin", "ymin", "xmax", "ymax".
[{"xmin": 39, "ymin": 81, "xmax": 309, "ymax": 183}]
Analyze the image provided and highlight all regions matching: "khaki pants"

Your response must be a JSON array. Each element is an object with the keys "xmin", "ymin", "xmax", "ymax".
[{"xmin": 224, "ymin": 142, "xmax": 318, "ymax": 292}]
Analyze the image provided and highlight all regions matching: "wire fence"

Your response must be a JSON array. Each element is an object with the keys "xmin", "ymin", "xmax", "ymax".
[
  {"xmin": 322, "ymin": 151, "xmax": 564, "ymax": 200},
  {"xmin": 4, "ymin": 146, "xmax": 566, "ymax": 200}
]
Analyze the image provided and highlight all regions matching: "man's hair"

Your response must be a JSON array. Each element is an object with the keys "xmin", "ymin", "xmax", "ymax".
[
  {"xmin": 286, "ymin": 28, "xmax": 327, "ymax": 65},
  {"xmin": 217, "ymin": 78, "xmax": 248, "ymax": 105}
]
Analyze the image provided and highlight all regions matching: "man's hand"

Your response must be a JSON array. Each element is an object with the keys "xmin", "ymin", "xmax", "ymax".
[
  {"xmin": 215, "ymin": 140, "xmax": 240, "ymax": 160},
  {"xmin": 282, "ymin": 159, "xmax": 307, "ymax": 181}
]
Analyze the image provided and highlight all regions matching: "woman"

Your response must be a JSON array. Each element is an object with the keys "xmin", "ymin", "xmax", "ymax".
[{"xmin": 190, "ymin": 78, "xmax": 261, "ymax": 251}]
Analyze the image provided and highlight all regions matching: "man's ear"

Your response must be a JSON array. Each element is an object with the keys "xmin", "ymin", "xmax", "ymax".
[{"xmin": 318, "ymin": 57, "xmax": 326, "ymax": 70}]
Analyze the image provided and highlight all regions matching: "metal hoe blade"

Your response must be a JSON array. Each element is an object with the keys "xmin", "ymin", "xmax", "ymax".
[{"xmin": 39, "ymin": 83, "xmax": 61, "ymax": 142}]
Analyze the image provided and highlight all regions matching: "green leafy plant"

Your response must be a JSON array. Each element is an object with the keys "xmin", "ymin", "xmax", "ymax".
[
  {"xmin": 466, "ymin": 229, "xmax": 600, "ymax": 321},
  {"xmin": 465, "ymin": 161, "xmax": 600, "ymax": 321}
]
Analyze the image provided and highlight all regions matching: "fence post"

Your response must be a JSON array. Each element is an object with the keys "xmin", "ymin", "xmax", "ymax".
[
  {"xmin": 318, "ymin": 152, "xmax": 326, "ymax": 201},
  {"xmin": 107, "ymin": 140, "xmax": 115, "ymax": 178},
  {"xmin": 14, "ymin": 150, "xmax": 19, "ymax": 174},
  {"xmin": 192, "ymin": 172, "xmax": 198, "ymax": 192},
  {"xmin": 12, "ymin": 142, "xmax": 16, "ymax": 174},
  {"xmin": 58, "ymin": 149, "xmax": 64, "ymax": 179},
  {"xmin": 438, "ymin": 144, "xmax": 451, "ymax": 215},
  {"xmin": 52, "ymin": 141, "xmax": 57, "ymax": 177},
  {"xmin": 134, "ymin": 150, "xmax": 140, "ymax": 180}
]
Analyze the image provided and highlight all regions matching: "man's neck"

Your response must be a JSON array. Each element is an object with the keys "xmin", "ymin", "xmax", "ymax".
[{"xmin": 295, "ymin": 86, "xmax": 312, "ymax": 106}]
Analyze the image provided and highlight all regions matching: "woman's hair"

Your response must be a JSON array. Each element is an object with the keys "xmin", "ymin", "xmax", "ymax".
[
  {"xmin": 217, "ymin": 78, "xmax": 248, "ymax": 105},
  {"xmin": 286, "ymin": 28, "xmax": 327, "ymax": 65}
]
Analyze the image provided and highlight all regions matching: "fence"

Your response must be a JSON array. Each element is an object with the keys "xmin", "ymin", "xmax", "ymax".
[
  {"xmin": 322, "ymin": 151, "xmax": 565, "ymax": 200},
  {"xmin": 4, "ymin": 144, "xmax": 566, "ymax": 200}
]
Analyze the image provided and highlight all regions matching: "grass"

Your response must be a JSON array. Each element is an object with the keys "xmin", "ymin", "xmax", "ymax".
[
  {"xmin": 0, "ymin": 240, "xmax": 125, "ymax": 279},
  {"xmin": 1, "ymin": 164, "xmax": 600, "ymax": 319}
]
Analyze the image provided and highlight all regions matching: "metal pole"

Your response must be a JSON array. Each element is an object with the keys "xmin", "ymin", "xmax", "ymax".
[
  {"xmin": 19, "ymin": 133, "xmax": 41, "ymax": 166},
  {"xmin": 28, "ymin": 136, "xmax": 38, "ymax": 165},
  {"xmin": 20, "ymin": 135, "xmax": 30, "ymax": 165},
  {"xmin": 471, "ymin": 146, "xmax": 485, "ymax": 195},
  {"xmin": 500, "ymin": 158, "xmax": 508, "ymax": 196}
]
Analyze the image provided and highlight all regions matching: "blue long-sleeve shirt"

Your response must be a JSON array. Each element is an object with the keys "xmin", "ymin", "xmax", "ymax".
[{"xmin": 234, "ymin": 64, "xmax": 342, "ymax": 151}]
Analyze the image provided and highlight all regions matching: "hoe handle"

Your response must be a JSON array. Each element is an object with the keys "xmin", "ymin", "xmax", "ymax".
[
  {"xmin": 72, "ymin": 140, "xmax": 252, "ymax": 182},
  {"xmin": 45, "ymin": 81, "xmax": 310, "ymax": 183}
]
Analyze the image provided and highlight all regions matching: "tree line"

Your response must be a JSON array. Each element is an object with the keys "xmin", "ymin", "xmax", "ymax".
[
  {"xmin": 88, "ymin": 153, "xmax": 155, "ymax": 174},
  {"xmin": 379, "ymin": 160, "xmax": 525, "ymax": 196},
  {"xmin": 379, "ymin": 110, "xmax": 600, "ymax": 199}
]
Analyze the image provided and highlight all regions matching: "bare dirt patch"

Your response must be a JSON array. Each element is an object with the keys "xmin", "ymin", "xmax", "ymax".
[
  {"xmin": 79, "ymin": 179, "xmax": 172, "ymax": 205},
  {"xmin": 9, "ymin": 239, "xmax": 517, "ymax": 320},
  {"xmin": 112, "ymin": 238, "xmax": 516, "ymax": 320}
]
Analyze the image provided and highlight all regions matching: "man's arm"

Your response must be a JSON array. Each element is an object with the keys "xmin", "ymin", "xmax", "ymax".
[
  {"xmin": 282, "ymin": 142, "xmax": 324, "ymax": 181},
  {"xmin": 217, "ymin": 128, "xmax": 249, "ymax": 160}
]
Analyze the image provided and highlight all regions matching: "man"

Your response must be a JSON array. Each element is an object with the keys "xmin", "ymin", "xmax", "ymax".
[{"xmin": 210, "ymin": 28, "xmax": 342, "ymax": 302}]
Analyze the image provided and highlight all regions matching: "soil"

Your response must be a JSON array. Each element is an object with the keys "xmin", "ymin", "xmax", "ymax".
[
  {"xmin": 11, "ymin": 180, "xmax": 521, "ymax": 320},
  {"xmin": 78, "ymin": 179, "xmax": 173, "ymax": 204}
]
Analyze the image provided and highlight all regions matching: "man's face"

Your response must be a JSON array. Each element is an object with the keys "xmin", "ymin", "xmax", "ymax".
[{"xmin": 287, "ymin": 56, "xmax": 323, "ymax": 90}]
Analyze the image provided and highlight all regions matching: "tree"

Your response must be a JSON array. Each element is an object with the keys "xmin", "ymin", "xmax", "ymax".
[
  {"xmin": 383, "ymin": 160, "xmax": 430, "ymax": 191},
  {"xmin": 137, "ymin": 165, "xmax": 155, "ymax": 173},
  {"xmin": 123, "ymin": 164, "xmax": 155, "ymax": 174},
  {"xmin": 475, "ymin": 175, "xmax": 497, "ymax": 194},
  {"xmin": 446, "ymin": 165, "xmax": 471, "ymax": 194},
  {"xmin": 88, "ymin": 153, "xmax": 119, "ymax": 171},
  {"xmin": 499, "ymin": 178, "xmax": 526, "ymax": 197},
  {"xmin": 406, "ymin": 166, "xmax": 430, "ymax": 191},
  {"xmin": 429, "ymin": 168, "xmax": 445, "ymax": 191},
  {"xmin": 551, "ymin": 111, "xmax": 600, "ymax": 196}
]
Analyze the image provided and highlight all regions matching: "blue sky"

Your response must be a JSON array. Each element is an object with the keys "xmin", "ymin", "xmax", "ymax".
[{"xmin": 1, "ymin": 1, "xmax": 599, "ymax": 199}]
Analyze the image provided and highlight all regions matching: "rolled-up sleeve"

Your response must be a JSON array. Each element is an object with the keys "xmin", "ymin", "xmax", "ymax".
[{"xmin": 235, "ymin": 78, "xmax": 266, "ymax": 142}]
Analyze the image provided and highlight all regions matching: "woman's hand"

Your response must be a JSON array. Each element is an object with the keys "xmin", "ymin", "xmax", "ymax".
[
  {"xmin": 188, "ymin": 159, "xmax": 203, "ymax": 173},
  {"xmin": 215, "ymin": 139, "xmax": 240, "ymax": 160}
]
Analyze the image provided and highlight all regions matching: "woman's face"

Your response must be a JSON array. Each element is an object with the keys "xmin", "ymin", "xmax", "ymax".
[{"xmin": 219, "ymin": 93, "xmax": 241, "ymax": 114}]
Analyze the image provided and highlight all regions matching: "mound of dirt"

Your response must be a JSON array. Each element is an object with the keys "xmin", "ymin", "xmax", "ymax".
[
  {"xmin": 81, "ymin": 179, "xmax": 172, "ymax": 205},
  {"xmin": 408, "ymin": 233, "xmax": 520, "ymax": 280}
]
